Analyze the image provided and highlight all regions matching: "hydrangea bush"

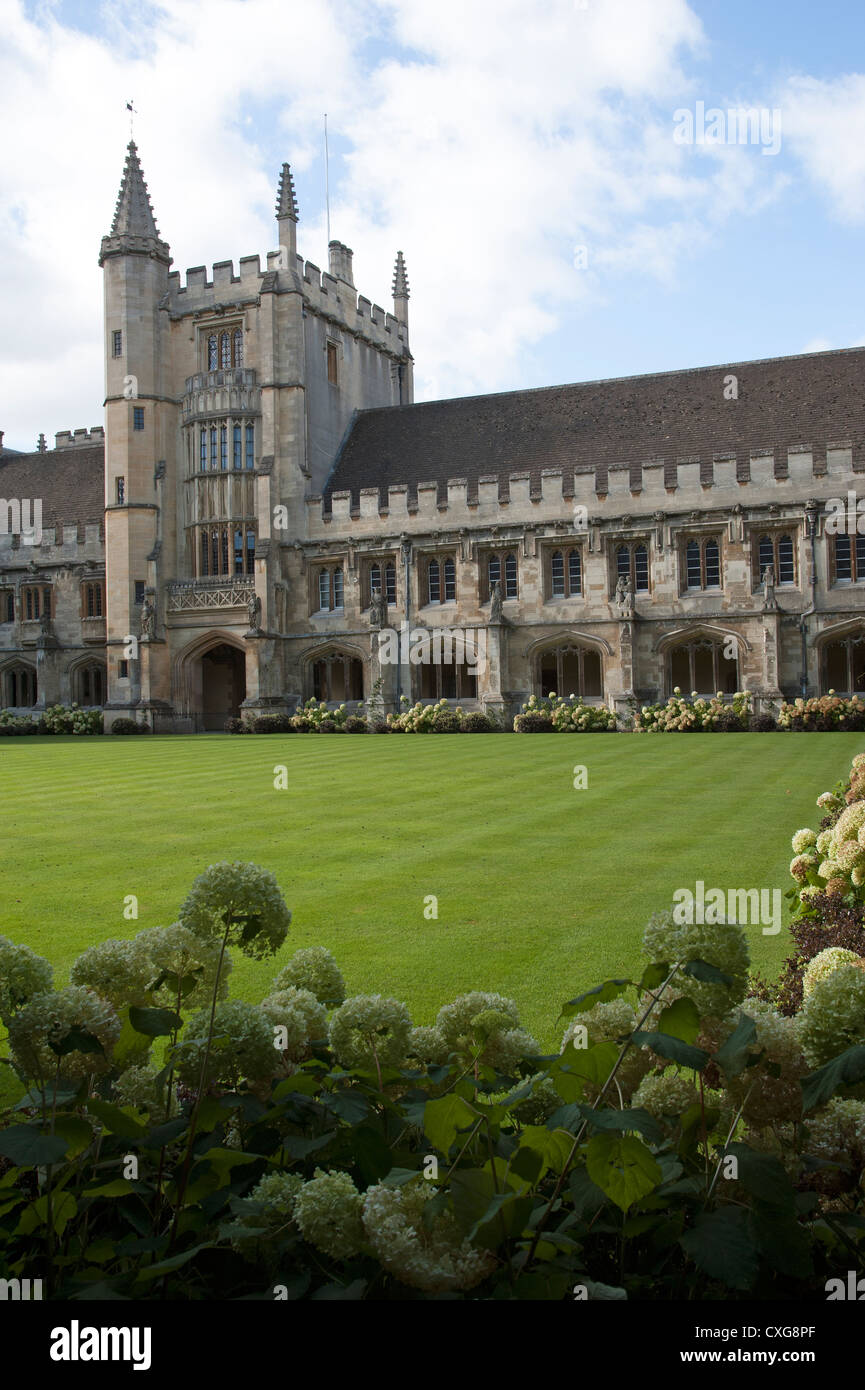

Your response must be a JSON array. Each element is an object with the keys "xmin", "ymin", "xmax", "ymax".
[
  {"xmin": 633, "ymin": 689, "xmax": 752, "ymax": 732},
  {"xmin": 514, "ymin": 693, "xmax": 617, "ymax": 732}
]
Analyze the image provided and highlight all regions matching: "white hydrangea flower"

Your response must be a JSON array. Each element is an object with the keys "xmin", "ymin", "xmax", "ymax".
[{"xmin": 362, "ymin": 1180, "xmax": 496, "ymax": 1292}]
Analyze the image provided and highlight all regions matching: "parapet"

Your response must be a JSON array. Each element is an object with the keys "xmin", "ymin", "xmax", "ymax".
[
  {"xmin": 54, "ymin": 428, "xmax": 105, "ymax": 449},
  {"xmin": 305, "ymin": 442, "xmax": 855, "ymax": 541}
]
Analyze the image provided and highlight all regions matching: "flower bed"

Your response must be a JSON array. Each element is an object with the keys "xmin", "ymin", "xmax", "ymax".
[
  {"xmin": 514, "ymin": 693, "xmax": 617, "ymax": 733},
  {"xmin": 633, "ymin": 689, "xmax": 752, "ymax": 732},
  {"xmin": 778, "ymin": 694, "xmax": 865, "ymax": 731},
  {"xmin": 0, "ymin": 705, "xmax": 103, "ymax": 736}
]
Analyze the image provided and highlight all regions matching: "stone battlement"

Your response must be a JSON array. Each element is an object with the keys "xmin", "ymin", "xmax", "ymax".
[
  {"xmin": 0, "ymin": 523, "xmax": 103, "ymax": 561},
  {"xmin": 54, "ymin": 428, "xmax": 105, "ymax": 449},
  {"xmin": 306, "ymin": 446, "xmax": 855, "ymax": 540},
  {"xmin": 166, "ymin": 251, "xmax": 408, "ymax": 354}
]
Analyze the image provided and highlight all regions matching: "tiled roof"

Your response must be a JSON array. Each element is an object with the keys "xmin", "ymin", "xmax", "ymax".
[
  {"xmin": 326, "ymin": 346, "xmax": 865, "ymax": 504},
  {"xmin": 0, "ymin": 445, "xmax": 104, "ymax": 530}
]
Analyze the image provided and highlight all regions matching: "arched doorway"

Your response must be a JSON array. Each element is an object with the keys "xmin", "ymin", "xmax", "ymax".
[{"xmin": 200, "ymin": 643, "xmax": 245, "ymax": 729}]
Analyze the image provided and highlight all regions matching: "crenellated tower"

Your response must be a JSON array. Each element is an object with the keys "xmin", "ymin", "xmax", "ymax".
[{"xmin": 99, "ymin": 142, "xmax": 175, "ymax": 719}]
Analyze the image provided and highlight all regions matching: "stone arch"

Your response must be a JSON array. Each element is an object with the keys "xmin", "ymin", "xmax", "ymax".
[
  {"xmin": 816, "ymin": 618, "xmax": 865, "ymax": 695},
  {"xmin": 302, "ymin": 641, "xmax": 366, "ymax": 704},
  {"xmin": 656, "ymin": 624, "xmax": 746, "ymax": 696},
  {"xmin": 173, "ymin": 630, "xmax": 247, "ymax": 729},
  {"xmin": 0, "ymin": 659, "xmax": 38, "ymax": 708},
  {"xmin": 526, "ymin": 631, "xmax": 611, "ymax": 700},
  {"xmin": 68, "ymin": 655, "xmax": 108, "ymax": 706}
]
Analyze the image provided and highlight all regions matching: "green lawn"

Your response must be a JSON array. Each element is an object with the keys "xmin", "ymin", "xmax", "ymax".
[{"xmin": 1, "ymin": 732, "xmax": 861, "ymax": 1050}]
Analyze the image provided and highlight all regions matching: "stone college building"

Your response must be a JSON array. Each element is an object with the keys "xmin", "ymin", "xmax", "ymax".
[{"xmin": 1, "ymin": 141, "xmax": 864, "ymax": 730}]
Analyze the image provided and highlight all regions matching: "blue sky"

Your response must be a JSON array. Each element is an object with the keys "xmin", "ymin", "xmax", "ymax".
[{"xmin": 3, "ymin": 0, "xmax": 865, "ymax": 447}]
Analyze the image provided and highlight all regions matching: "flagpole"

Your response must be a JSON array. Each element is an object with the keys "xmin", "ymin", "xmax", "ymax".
[{"xmin": 324, "ymin": 113, "xmax": 331, "ymax": 245}]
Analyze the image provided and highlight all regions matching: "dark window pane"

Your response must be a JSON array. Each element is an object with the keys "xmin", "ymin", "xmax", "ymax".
[
  {"xmin": 686, "ymin": 539, "xmax": 701, "ymax": 588},
  {"xmin": 634, "ymin": 544, "xmax": 649, "ymax": 590},
  {"xmin": 444, "ymin": 557, "xmax": 456, "ymax": 600},
  {"xmin": 568, "ymin": 549, "xmax": 581, "ymax": 595},
  {"xmin": 836, "ymin": 534, "xmax": 852, "ymax": 581},
  {"xmin": 778, "ymin": 534, "xmax": 794, "ymax": 584},
  {"xmin": 551, "ymin": 550, "xmax": 564, "ymax": 596},
  {"xmin": 428, "ymin": 559, "xmax": 440, "ymax": 603},
  {"xmin": 705, "ymin": 539, "xmax": 720, "ymax": 587},
  {"xmin": 385, "ymin": 563, "xmax": 396, "ymax": 604},
  {"xmin": 504, "ymin": 552, "xmax": 517, "ymax": 598}
]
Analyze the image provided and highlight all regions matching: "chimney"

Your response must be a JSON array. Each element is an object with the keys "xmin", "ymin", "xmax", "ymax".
[{"xmin": 328, "ymin": 241, "xmax": 354, "ymax": 287}]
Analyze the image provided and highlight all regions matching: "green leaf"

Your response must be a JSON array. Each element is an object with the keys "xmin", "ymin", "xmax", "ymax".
[
  {"xmin": 682, "ymin": 959, "xmax": 732, "ymax": 986},
  {"xmin": 715, "ymin": 1014, "xmax": 759, "ymax": 1079},
  {"xmin": 449, "ymin": 1168, "xmax": 497, "ymax": 1238},
  {"xmin": 801, "ymin": 1046, "xmax": 865, "ymax": 1112},
  {"xmin": 129, "ymin": 1005, "xmax": 184, "ymax": 1038},
  {"xmin": 559, "ymin": 979, "xmax": 630, "ymax": 1021},
  {"xmin": 17, "ymin": 1190, "xmax": 77, "ymax": 1237},
  {"xmin": 750, "ymin": 1207, "xmax": 812, "ymax": 1279},
  {"xmin": 144, "ymin": 1116, "xmax": 189, "ymax": 1148},
  {"xmin": 679, "ymin": 1207, "xmax": 758, "ymax": 1291},
  {"xmin": 197, "ymin": 1148, "xmax": 258, "ymax": 1187},
  {"xmin": 423, "ymin": 1093, "xmax": 479, "ymax": 1155},
  {"xmin": 631, "ymin": 1030, "xmax": 709, "ymax": 1070},
  {"xmin": 321, "ymin": 1089, "xmax": 370, "ymax": 1125},
  {"xmin": 136, "ymin": 1242, "xmax": 214, "ymax": 1280},
  {"xmin": 637, "ymin": 962, "xmax": 670, "ymax": 992},
  {"xmin": 53, "ymin": 1115, "xmax": 95, "ymax": 1158},
  {"xmin": 585, "ymin": 1133, "xmax": 662, "ymax": 1213},
  {"xmin": 725, "ymin": 1143, "xmax": 795, "ymax": 1212},
  {"xmin": 551, "ymin": 1040, "xmax": 620, "ymax": 1101},
  {"xmin": 85, "ymin": 1100, "xmax": 147, "ymax": 1140},
  {"xmin": 517, "ymin": 1126, "xmax": 573, "ymax": 1181},
  {"xmin": 657, "ymin": 998, "xmax": 700, "ymax": 1044},
  {"xmin": 0, "ymin": 1125, "xmax": 69, "ymax": 1166},
  {"xmin": 575, "ymin": 1105, "xmax": 665, "ymax": 1146}
]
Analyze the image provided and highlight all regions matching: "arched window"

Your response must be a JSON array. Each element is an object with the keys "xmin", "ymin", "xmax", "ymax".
[
  {"xmin": 23, "ymin": 586, "xmax": 51, "ymax": 621},
  {"xmin": 616, "ymin": 542, "xmax": 649, "ymax": 593},
  {"xmin": 756, "ymin": 532, "xmax": 797, "ymax": 587},
  {"xmin": 385, "ymin": 562, "xmax": 396, "ymax": 604},
  {"xmin": 684, "ymin": 536, "xmax": 722, "ymax": 590},
  {"xmin": 220, "ymin": 332, "xmax": 231, "ymax": 369},
  {"xmin": 549, "ymin": 548, "xmax": 582, "ymax": 598},
  {"xmin": 536, "ymin": 644, "xmax": 603, "ymax": 699},
  {"xmin": 3, "ymin": 666, "xmax": 37, "ymax": 707},
  {"xmin": 77, "ymin": 664, "xmax": 106, "ymax": 706},
  {"xmin": 0, "ymin": 590, "xmax": 13, "ymax": 623},
  {"xmin": 668, "ymin": 638, "xmax": 738, "ymax": 695},
  {"xmin": 484, "ymin": 550, "xmax": 517, "ymax": 601},
  {"xmin": 81, "ymin": 582, "xmax": 104, "ymax": 618},
  {"xmin": 317, "ymin": 568, "xmax": 344, "ymax": 611},
  {"xmin": 312, "ymin": 653, "xmax": 363, "ymax": 701},
  {"xmin": 821, "ymin": 634, "xmax": 865, "ymax": 694},
  {"xmin": 207, "ymin": 334, "xmax": 218, "ymax": 370},
  {"xmin": 233, "ymin": 328, "xmax": 243, "ymax": 367},
  {"xmin": 370, "ymin": 563, "xmax": 381, "ymax": 597}
]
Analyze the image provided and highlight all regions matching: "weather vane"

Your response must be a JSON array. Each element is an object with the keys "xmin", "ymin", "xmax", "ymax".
[{"xmin": 126, "ymin": 100, "xmax": 138, "ymax": 140}]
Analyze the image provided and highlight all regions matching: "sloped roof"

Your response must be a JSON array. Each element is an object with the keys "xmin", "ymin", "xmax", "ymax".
[
  {"xmin": 326, "ymin": 346, "xmax": 865, "ymax": 503},
  {"xmin": 0, "ymin": 445, "xmax": 104, "ymax": 530}
]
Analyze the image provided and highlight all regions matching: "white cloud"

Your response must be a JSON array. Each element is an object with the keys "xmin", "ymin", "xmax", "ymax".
[
  {"xmin": 780, "ymin": 74, "xmax": 865, "ymax": 222},
  {"xmin": 0, "ymin": 0, "xmax": 798, "ymax": 443}
]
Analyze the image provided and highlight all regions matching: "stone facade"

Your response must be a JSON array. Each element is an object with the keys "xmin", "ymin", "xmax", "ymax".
[{"xmin": 1, "ymin": 141, "xmax": 864, "ymax": 728}]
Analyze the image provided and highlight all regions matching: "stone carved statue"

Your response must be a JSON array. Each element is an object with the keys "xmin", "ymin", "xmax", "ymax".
[
  {"xmin": 369, "ymin": 588, "xmax": 387, "ymax": 629},
  {"xmin": 762, "ymin": 563, "xmax": 777, "ymax": 611},
  {"xmin": 615, "ymin": 574, "xmax": 634, "ymax": 620},
  {"xmin": 140, "ymin": 591, "xmax": 156, "ymax": 640},
  {"xmin": 247, "ymin": 592, "xmax": 262, "ymax": 632},
  {"xmin": 489, "ymin": 580, "xmax": 503, "ymax": 623}
]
